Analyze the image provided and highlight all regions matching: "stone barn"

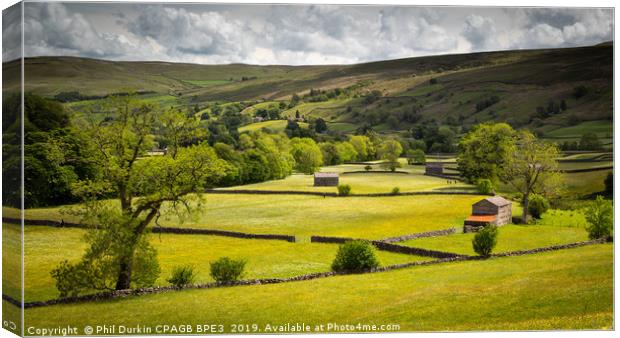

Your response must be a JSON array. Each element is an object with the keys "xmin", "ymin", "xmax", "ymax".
[
  {"xmin": 314, "ymin": 172, "xmax": 339, "ymax": 186},
  {"xmin": 463, "ymin": 196, "xmax": 512, "ymax": 232},
  {"xmin": 425, "ymin": 162, "xmax": 444, "ymax": 176}
]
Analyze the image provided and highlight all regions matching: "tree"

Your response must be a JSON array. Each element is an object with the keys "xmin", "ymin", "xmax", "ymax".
[
  {"xmin": 528, "ymin": 194, "xmax": 550, "ymax": 219},
  {"xmin": 584, "ymin": 196, "xmax": 613, "ymax": 240},
  {"xmin": 406, "ymin": 149, "xmax": 425, "ymax": 165},
  {"xmin": 579, "ymin": 132, "xmax": 602, "ymax": 150},
  {"xmin": 378, "ymin": 140, "xmax": 403, "ymax": 171},
  {"xmin": 319, "ymin": 142, "xmax": 340, "ymax": 165},
  {"xmin": 349, "ymin": 135, "xmax": 374, "ymax": 161},
  {"xmin": 290, "ymin": 137, "xmax": 323, "ymax": 174},
  {"xmin": 457, "ymin": 123, "xmax": 516, "ymax": 184},
  {"xmin": 335, "ymin": 142, "xmax": 358, "ymax": 163},
  {"xmin": 331, "ymin": 240, "xmax": 379, "ymax": 272},
  {"xmin": 52, "ymin": 96, "xmax": 230, "ymax": 294},
  {"xmin": 314, "ymin": 118, "xmax": 328, "ymax": 133},
  {"xmin": 472, "ymin": 225, "xmax": 498, "ymax": 257},
  {"xmin": 501, "ymin": 131, "xmax": 562, "ymax": 223}
]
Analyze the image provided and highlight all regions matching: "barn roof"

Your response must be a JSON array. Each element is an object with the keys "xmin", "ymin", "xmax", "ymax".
[
  {"xmin": 476, "ymin": 196, "xmax": 511, "ymax": 207},
  {"xmin": 314, "ymin": 172, "xmax": 339, "ymax": 178},
  {"xmin": 465, "ymin": 214, "xmax": 497, "ymax": 222}
]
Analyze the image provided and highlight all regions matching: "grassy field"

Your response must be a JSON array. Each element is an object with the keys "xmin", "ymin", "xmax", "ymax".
[
  {"xmin": 238, "ymin": 120, "xmax": 309, "ymax": 133},
  {"xmin": 401, "ymin": 224, "xmax": 588, "ymax": 256},
  {"xmin": 18, "ymin": 226, "xmax": 426, "ymax": 302},
  {"xmin": 183, "ymin": 79, "xmax": 233, "ymax": 87},
  {"xmin": 546, "ymin": 121, "xmax": 613, "ymax": 139},
  {"xmin": 19, "ymin": 244, "xmax": 612, "ymax": 331},
  {"xmin": 142, "ymin": 193, "xmax": 487, "ymax": 240},
  {"xmin": 221, "ymin": 170, "xmax": 473, "ymax": 194}
]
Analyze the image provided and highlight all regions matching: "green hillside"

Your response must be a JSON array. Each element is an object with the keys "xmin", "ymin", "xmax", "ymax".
[{"xmin": 3, "ymin": 44, "xmax": 612, "ymax": 135}]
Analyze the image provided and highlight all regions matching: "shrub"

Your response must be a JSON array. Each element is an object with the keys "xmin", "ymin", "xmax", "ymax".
[
  {"xmin": 210, "ymin": 257, "xmax": 246, "ymax": 283},
  {"xmin": 331, "ymin": 240, "xmax": 380, "ymax": 272},
  {"xmin": 338, "ymin": 184, "xmax": 352, "ymax": 196},
  {"xmin": 391, "ymin": 187, "xmax": 400, "ymax": 195},
  {"xmin": 167, "ymin": 265, "xmax": 196, "ymax": 288},
  {"xmin": 475, "ymin": 179, "xmax": 494, "ymax": 194},
  {"xmin": 528, "ymin": 194, "xmax": 550, "ymax": 219},
  {"xmin": 472, "ymin": 225, "xmax": 498, "ymax": 257},
  {"xmin": 407, "ymin": 149, "xmax": 426, "ymax": 165},
  {"xmin": 364, "ymin": 165, "xmax": 372, "ymax": 171},
  {"xmin": 585, "ymin": 196, "xmax": 613, "ymax": 240}
]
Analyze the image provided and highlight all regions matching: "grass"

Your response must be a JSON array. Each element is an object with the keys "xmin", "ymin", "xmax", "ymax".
[
  {"xmin": 184, "ymin": 79, "xmax": 232, "ymax": 87},
  {"xmin": 563, "ymin": 169, "xmax": 611, "ymax": 196},
  {"xmin": 401, "ymin": 209, "xmax": 590, "ymax": 256},
  {"xmin": 157, "ymin": 193, "xmax": 487, "ymax": 240},
  {"xmin": 238, "ymin": 120, "xmax": 308, "ymax": 133},
  {"xmin": 3, "ymin": 223, "xmax": 22, "ymax": 302},
  {"xmin": 19, "ymin": 226, "xmax": 426, "ymax": 302},
  {"xmin": 546, "ymin": 120, "xmax": 613, "ymax": 139},
  {"xmin": 21, "ymin": 244, "xmax": 613, "ymax": 331},
  {"xmin": 221, "ymin": 170, "xmax": 473, "ymax": 194}
]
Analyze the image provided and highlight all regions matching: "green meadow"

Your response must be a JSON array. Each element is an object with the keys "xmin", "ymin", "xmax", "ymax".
[{"xmin": 20, "ymin": 244, "xmax": 612, "ymax": 331}]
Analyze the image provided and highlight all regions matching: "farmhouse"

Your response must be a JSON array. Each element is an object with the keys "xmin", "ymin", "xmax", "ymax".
[
  {"xmin": 463, "ymin": 196, "xmax": 512, "ymax": 232},
  {"xmin": 425, "ymin": 162, "xmax": 444, "ymax": 176},
  {"xmin": 314, "ymin": 172, "xmax": 339, "ymax": 186}
]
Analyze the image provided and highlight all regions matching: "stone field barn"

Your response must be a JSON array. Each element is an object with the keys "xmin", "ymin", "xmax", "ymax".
[
  {"xmin": 464, "ymin": 196, "xmax": 512, "ymax": 232},
  {"xmin": 314, "ymin": 172, "xmax": 339, "ymax": 186}
]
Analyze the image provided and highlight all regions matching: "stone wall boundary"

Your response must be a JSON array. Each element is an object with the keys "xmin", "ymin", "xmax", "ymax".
[
  {"xmin": 309, "ymin": 235, "xmax": 464, "ymax": 259},
  {"xmin": 5, "ymin": 238, "xmax": 607, "ymax": 310},
  {"xmin": 4, "ymin": 218, "xmax": 295, "ymax": 242},
  {"xmin": 379, "ymin": 227, "xmax": 456, "ymax": 243}
]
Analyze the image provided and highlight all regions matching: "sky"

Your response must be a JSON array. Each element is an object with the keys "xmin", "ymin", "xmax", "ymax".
[{"xmin": 2, "ymin": 2, "xmax": 614, "ymax": 65}]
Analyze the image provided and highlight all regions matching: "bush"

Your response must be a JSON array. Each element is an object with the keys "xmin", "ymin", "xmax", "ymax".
[
  {"xmin": 472, "ymin": 225, "xmax": 498, "ymax": 257},
  {"xmin": 407, "ymin": 149, "xmax": 426, "ymax": 165},
  {"xmin": 475, "ymin": 179, "xmax": 494, "ymax": 194},
  {"xmin": 331, "ymin": 240, "xmax": 380, "ymax": 272},
  {"xmin": 338, "ymin": 184, "xmax": 352, "ymax": 196},
  {"xmin": 167, "ymin": 265, "xmax": 196, "ymax": 288},
  {"xmin": 585, "ymin": 196, "xmax": 613, "ymax": 240},
  {"xmin": 528, "ymin": 194, "xmax": 550, "ymax": 219},
  {"xmin": 391, "ymin": 187, "xmax": 400, "ymax": 195},
  {"xmin": 210, "ymin": 257, "xmax": 246, "ymax": 283}
]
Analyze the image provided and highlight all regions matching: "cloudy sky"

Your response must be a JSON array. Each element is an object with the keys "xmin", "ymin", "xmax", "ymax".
[{"xmin": 2, "ymin": 2, "xmax": 614, "ymax": 65}]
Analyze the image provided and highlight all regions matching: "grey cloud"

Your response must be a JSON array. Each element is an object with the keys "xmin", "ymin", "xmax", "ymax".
[
  {"xmin": 462, "ymin": 15, "xmax": 497, "ymax": 50},
  {"xmin": 10, "ymin": 3, "xmax": 615, "ymax": 65},
  {"xmin": 2, "ymin": 3, "xmax": 22, "ymax": 62},
  {"xmin": 23, "ymin": 2, "xmax": 133, "ymax": 59}
]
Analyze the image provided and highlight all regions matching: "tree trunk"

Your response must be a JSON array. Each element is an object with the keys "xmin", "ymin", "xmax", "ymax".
[
  {"xmin": 522, "ymin": 193, "xmax": 530, "ymax": 224},
  {"xmin": 115, "ymin": 255, "xmax": 133, "ymax": 290}
]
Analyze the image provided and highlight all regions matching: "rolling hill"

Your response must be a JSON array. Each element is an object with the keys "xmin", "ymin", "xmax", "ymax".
[{"xmin": 3, "ymin": 43, "xmax": 613, "ymax": 135}]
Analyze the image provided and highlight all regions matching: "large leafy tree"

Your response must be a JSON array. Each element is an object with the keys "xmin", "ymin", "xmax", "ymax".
[
  {"xmin": 501, "ymin": 131, "xmax": 562, "ymax": 222},
  {"xmin": 52, "ymin": 96, "xmax": 230, "ymax": 294},
  {"xmin": 290, "ymin": 137, "xmax": 323, "ymax": 174},
  {"xmin": 458, "ymin": 123, "xmax": 516, "ymax": 184},
  {"xmin": 378, "ymin": 139, "xmax": 403, "ymax": 171}
]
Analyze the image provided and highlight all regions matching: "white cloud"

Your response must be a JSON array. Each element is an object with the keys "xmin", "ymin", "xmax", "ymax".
[{"xmin": 15, "ymin": 3, "xmax": 614, "ymax": 65}]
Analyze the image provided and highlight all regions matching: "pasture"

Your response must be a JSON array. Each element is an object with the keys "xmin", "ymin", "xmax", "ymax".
[
  {"xmin": 20, "ymin": 244, "xmax": 613, "ymax": 331},
  {"xmin": 5, "ymin": 161, "xmax": 613, "ymax": 332}
]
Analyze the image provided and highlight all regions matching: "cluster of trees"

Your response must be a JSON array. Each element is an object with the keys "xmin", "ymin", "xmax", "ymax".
[
  {"xmin": 559, "ymin": 132, "xmax": 604, "ymax": 151},
  {"xmin": 535, "ymin": 99, "xmax": 567, "ymax": 119},
  {"xmin": 410, "ymin": 121, "xmax": 456, "ymax": 153},
  {"xmin": 3, "ymin": 94, "xmax": 100, "ymax": 208},
  {"xmin": 474, "ymin": 95, "xmax": 500, "ymax": 113},
  {"xmin": 458, "ymin": 123, "xmax": 563, "ymax": 222}
]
